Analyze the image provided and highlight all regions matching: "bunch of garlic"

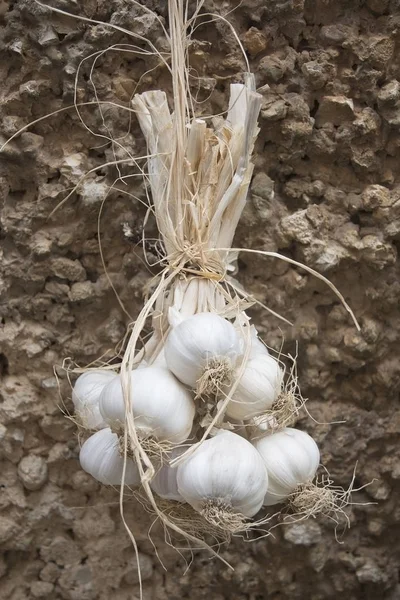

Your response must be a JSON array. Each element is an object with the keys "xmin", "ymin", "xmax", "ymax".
[
  {"xmin": 72, "ymin": 312, "xmax": 280, "ymax": 480},
  {"xmin": 72, "ymin": 310, "xmax": 324, "ymax": 533},
  {"xmin": 60, "ymin": 13, "xmax": 356, "ymax": 548}
]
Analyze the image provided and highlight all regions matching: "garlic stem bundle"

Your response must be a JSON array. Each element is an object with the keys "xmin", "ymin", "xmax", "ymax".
[
  {"xmin": 177, "ymin": 431, "xmax": 268, "ymax": 531},
  {"xmin": 254, "ymin": 428, "xmax": 320, "ymax": 506},
  {"xmin": 79, "ymin": 428, "xmax": 140, "ymax": 486},
  {"xmin": 99, "ymin": 367, "xmax": 195, "ymax": 444},
  {"xmin": 170, "ymin": 278, "xmax": 227, "ymax": 319},
  {"xmin": 225, "ymin": 351, "xmax": 284, "ymax": 421},
  {"xmin": 165, "ymin": 312, "xmax": 243, "ymax": 395},
  {"xmin": 72, "ymin": 370, "xmax": 117, "ymax": 430}
]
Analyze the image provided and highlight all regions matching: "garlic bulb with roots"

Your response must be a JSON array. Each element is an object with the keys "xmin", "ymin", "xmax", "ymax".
[
  {"xmin": 165, "ymin": 311, "xmax": 243, "ymax": 396},
  {"xmin": 254, "ymin": 428, "xmax": 320, "ymax": 506},
  {"xmin": 79, "ymin": 427, "xmax": 140, "ymax": 486},
  {"xmin": 99, "ymin": 367, "xmax": 195, "ymax": 445},
  {"xmin": 72, "ymin": 370, "xmax": 117, "ymax": 430},
  {"xmin": 225, "ymin": 352, "xmax": 284, "ymax": 421},
  {"xmin": 177, "ymin": 431, "xmax": 268, "ymax": 532}
]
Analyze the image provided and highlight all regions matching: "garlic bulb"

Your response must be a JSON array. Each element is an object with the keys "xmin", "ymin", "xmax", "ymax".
[
  {"xmin": 151, "ymin": 448, "xmax": 184, "ymax": 502},
  {"xmin": 225, "ymin": 353, "xmax": 283, "ymax": 421},
  {"xmin": 177, "ymin": 431, "xmax": 268, "ymax": 518},
  {"xmin": 99, "ymin": 367, "xmax": 195, "ymax": 444},
  {"xmin": 72, "ymin": 370, "xmax": 117, "ymax": 429},
  {"xmin": 165, "ymin": 311, "xmax": 243, "ymax": 394},
  {"xmin": 79, "ymin": 427, "xmax": 140, "ymax": 486},
  {"xmin": 254, "ymin": 428, "xmax": 320, "ymax": 506}
]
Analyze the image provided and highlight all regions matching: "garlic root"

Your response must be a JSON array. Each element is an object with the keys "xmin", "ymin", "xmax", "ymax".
[
  {"xmin": 196, "ymin": 356, "xmax": 233, "ymax": 397},
  {"xmin": 269, "ymin": 390, "xmax": 299, "ymax": 430},
  {"xmin": 201, "ymin": 499, "xmax": 249, "ymax": 534},
  {"xmin": 288, "ymin": 482, "xmax": 337, "ymax": 517},
  {"xmin": 150, "ymin": 498, "xmax": 232, "ymax": 544},
  {"xmin": 139, "ymin": 436, "xmax": 177, "ymax": 463}
]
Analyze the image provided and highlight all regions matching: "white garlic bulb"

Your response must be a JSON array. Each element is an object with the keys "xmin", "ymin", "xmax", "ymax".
[
  {"xmin": 177, "ymin": 431, "xmax": 268, "ymax": 518},
  {"xmin": 165, "ymin": 311, "xmax": 243, "ymax": 391},
  {"xmin": 254, "ymin": 428, "xmax": 320, "ymax": 506},
  {"xmin": 225, "ymin": 352, "xmax": 283, "ymax": 421},
  {"xmin": 99, "ymin": 367, "xmax": 195, "ymax": 444},
  {"xmin": 151, "ymin": 448, "xmax": 184, "ymax": 502},
  {"xmin": 79, "ymin": 427, "xmax": 140, "ymax": 486},
  {"xmin": 72, "ymin": 370, "xmax": 117, "ymax": 429}
]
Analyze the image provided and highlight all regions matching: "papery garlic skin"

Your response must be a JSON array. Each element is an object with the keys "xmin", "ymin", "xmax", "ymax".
[
  {"xmin": 254, "ymin": 428, "xmax": 320, "ymax": 506},
  {"xmin": 226, "ymin": 353, "xmax": 284, "ymax": 421},
  {"xmin": 165, "ymin": 312, "xmax": 243, "ymax": 388},
  {"xmin": 79, "ymin": 428, "xmax": 140, "ymax": 486},
  {"xmin": 151, "ymin": 448, "xmax": 185, "ymax": 501},
  {"xmin": 99, "ymin": 367, "xmax": 195, "ymax": 444},
  {"xmin": 177, "ymin": 431, "xmax": 269, "ymax": 517},
  {"xmin": 236, "ymin": 324, "xmax": 269, "ymax": 358},
  {"xmin": 72, "ymin": 370, "xmax": 117, "ymax": 430},
  {"xmin": 249, "ymin": 326, "xmax": 270, "ymax": 357},
  {"xmin": 151, "ymin": 347, "xmax": 168, "ymax": 369}
]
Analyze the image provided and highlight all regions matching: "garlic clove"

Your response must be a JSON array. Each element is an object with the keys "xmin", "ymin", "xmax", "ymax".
[
  {"xmin": 165, "ymin": 312, "xmax": 243, "ymax": 393},
  {"xmin": 72, "ymin": 370, "xmax": 118, "ymax": 430},
  {"xmin": 99, "ymin": 367, "xmax": 195, "ymax": 444},
  {"xmin": 79, "ymin": 427, "xmax": 140, "ymax": 486},
  {"xmin": 177, "ymin": 431, "xmax": 268, "ymax": 518},
  {"xmin": 254, "ymin": 427, "xmax": 320, "ymax": 506}
]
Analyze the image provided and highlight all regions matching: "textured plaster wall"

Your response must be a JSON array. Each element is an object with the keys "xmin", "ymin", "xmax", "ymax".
[{"xmin": 0, "ymin": 1, "xmax": 400, "ymax": 599}]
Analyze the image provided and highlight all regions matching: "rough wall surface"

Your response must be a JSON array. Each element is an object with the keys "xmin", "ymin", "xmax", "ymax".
[{"xmin": 1, "ymin": 0, "xmax": 400, "ymax": 598}]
